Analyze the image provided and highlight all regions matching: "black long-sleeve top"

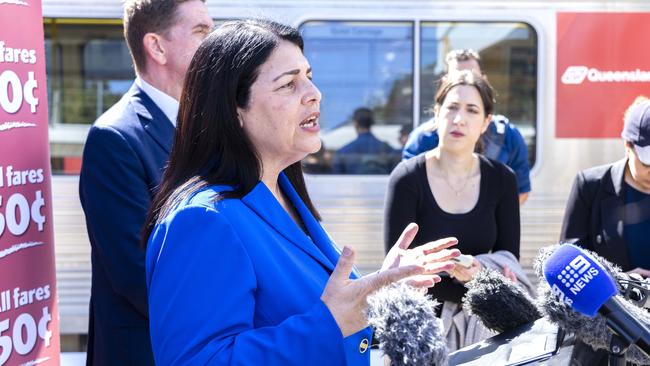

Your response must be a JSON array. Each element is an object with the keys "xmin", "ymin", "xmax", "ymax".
[{"xmin": 384, "ymin": 154, "xmax": 520, "ymax": 304}]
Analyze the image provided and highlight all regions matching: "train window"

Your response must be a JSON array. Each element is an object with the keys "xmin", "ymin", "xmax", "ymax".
[
  {"xmin": 44, "ymin": 20, "xmax": 134, "ymax": 174},
  {"xmin": 419, "ymin": 21, "xmax": 538, "ymax": 166},
  {"xmin": 299, "ymin": 21, "xmax": 412, "ymax": 175},
  {"xmin": 83, "ymin": 40, "xmax": 134, "ymax": 120}
]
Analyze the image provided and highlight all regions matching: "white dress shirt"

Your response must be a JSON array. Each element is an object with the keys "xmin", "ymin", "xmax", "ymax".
[{"xmin": 135, "ymin": 77, "xmax": 179, "ymax": 127}]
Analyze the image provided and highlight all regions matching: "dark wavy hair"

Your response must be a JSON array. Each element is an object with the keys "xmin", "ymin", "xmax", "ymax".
[
  {"xmin": 142, "ymin": 19, "xmax": 320, "ymax": 247},
  {"xmin": 433, "ymin": 70, "xmax": 495, "ymax": 153},
  {"xmin": 435, "ymin": 70, "xmax": 495, "ymax": 117}
]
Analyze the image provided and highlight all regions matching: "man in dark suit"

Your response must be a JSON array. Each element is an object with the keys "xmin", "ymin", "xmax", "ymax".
[{"xmin": 78, "ymin": 1, "xmax": 213, "ymax": 364}]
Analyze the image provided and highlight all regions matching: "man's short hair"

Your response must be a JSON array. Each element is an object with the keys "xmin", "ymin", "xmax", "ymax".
[
  {"xmin": 123, "ymin": 0, "xmax": 205, "ymax": 74},
  {"xmin": 353, "ymin": 107, "xmax": 375, "ymax": 129},
  {"xmin": 445, "ymin": 49, "xmax": 483, "ymax": 73}
]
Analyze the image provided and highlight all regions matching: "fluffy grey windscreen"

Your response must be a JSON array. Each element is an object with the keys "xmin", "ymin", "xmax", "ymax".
[
  {"xmin": 534, "ymin": 244, "xmax": 650, "ymax": 365},
  {"xmin": 366, "ymin": 283, "xmax": 447, "ymax": 366},
  {"xmin": 463, "ymin": 269, "xmax": 541, "ymax": 334}
]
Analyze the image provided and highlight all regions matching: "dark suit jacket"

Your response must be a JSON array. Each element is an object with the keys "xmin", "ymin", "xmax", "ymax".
[
  {"xmin": 560, "ymin": 159, "xmax": 635, "ymax": 366},
  {"xmin": 560, "ymin": 158, "xmax": 631, "ymax": 271},
  {"xmin": 79, "ymin": 82, "xmax": 174, "ymax": 366}
]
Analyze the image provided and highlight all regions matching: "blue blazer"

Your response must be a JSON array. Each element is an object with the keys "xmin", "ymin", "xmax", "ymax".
[
  {"xmin": 146, "ymin": 173, "xmax": 373, "ymax": 365},
  {"xmin": 79, "ymin": 83, "xmax": 173, "ymax": 365}
]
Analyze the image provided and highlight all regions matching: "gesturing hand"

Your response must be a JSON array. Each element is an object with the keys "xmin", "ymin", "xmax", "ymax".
[
  {"xmin": 321, "ymin": 246, "xmax": 425, "ymax": 337},
  {"xmin": 382, "ymin": 223, "xmax": 460, "ymax": 288},
  {"xmin": 321, "ymin": 223, "xmax": 459, "ymax": 337}
]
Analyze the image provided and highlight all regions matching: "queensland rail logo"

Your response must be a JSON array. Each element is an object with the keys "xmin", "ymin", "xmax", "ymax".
[
  {"xmin": 562, "ymin": 65, "xmax": 650, "ymax": 85},
  {"xmin": 0, "ymin": 0, "xmax": 29, "ymax": 6}
]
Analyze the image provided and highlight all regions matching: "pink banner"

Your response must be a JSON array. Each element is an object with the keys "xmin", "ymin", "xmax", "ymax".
[{"xmin": 0, "ymin": 0, "xmax": 61, "ymax": 365}]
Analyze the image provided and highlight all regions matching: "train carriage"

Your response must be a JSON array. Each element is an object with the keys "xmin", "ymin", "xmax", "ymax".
[{"xmin": 41, "ymin": 0, "xmax": 650, "ymax": 349}]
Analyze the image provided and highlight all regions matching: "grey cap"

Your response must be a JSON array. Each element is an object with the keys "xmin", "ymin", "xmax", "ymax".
[{"xmin": 622, "ymin": 100, "xmax": 650, "ymax": 165}]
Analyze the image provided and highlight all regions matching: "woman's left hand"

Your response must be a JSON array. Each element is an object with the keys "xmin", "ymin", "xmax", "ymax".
[
  {"xmin": 502, "ymin": 265, "xmax": 518, "ymax": 284},
  {"xmin": 448, "ymin": 255, "xmax": 482, "ymax": 283},
  {"xmin": 381, "ymin": 223, "xmax": 460, "ymax": 288}
]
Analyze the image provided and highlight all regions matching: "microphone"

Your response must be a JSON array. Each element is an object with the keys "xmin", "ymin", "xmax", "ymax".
[
  {"xmin": 534, "ymin": 245, "xmax": 650, "ymax": 364},
  {"xmin": 366, "ymin": 282, "xmax": 448, "ymax": 366},
  {"xmin": 463, "ymin": 269, "xmax": 541, "ymax": 333},
  {"xmin": 540, "ymin": 244, "xmax": 650, "ymax": 362},
  {"xmin": 534, "ymin": 243, "xmax": 650, "ymax": 306}
]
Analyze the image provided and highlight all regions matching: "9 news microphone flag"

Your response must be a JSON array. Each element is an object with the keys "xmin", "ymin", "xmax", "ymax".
[
  {"xmin": 543, "ymin": 244, "xmax": 650, "ymax": 358},
  {"xmin": 0, "ymin": 1, "xmax": 61, "ymax": 365}
]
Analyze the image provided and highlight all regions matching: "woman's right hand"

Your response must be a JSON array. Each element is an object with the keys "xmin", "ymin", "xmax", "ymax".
[{"xmin": 321, "ymin": 246, "xmax": 428, "ymax": 337}]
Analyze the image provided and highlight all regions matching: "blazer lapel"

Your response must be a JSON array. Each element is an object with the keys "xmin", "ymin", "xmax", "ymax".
[
  {"xmin": 129, "ymin": 83, "xmax": 175, "ymax": 154},
  {"xmin": 600, "ymin": 196, "xmax": 628, "ymax": 263},
  {"xmin": 279, "ymin": 174, "xmax": 360, "ymax": 278},
  {"xmin": 599, "ymin": 159, "xmax": 630, "ymax": 268},
  {"xmin": 241, "ymin": 178, "xmax": 335, "ymax": 273}
]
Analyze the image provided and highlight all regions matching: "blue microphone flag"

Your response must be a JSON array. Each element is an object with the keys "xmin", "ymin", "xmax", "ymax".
[{"xmin": 543, "ymin": 244, "xmax": 618, "ymax": 317}]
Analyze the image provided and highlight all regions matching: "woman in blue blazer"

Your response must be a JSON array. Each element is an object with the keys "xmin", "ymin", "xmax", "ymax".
[{"xmin": 142, "ymin": 19, "xmax": 459, "ymax": 365}]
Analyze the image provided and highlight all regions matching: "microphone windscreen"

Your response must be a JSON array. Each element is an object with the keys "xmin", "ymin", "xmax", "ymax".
[
  {"xmin": 533, "ymin": 244, "xmax": 623, "ymax": 283},
  {"xmin": 537, "ymin": 281, "xmax": 650, "ymax": 365},
  {"xmin": 542, "ymin": 244, "xmax": 617, "ymax": 317},
  {"xmin": 535, "ymin": 244, "xmax": 650, "ymax": 365},
  {"xmin": 536, "ymin": 282, "xmax": 610, "ymax": 351},
  {"xmin": 463, "ymin": 269, "xmax": 541, "ymax": 333},
  {"xmin": 366, "ymin": 283, "xmax": 448, "ymax": 366}
]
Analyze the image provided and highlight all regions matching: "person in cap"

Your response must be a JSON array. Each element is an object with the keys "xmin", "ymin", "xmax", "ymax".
[
  {"xmin": 560, "ymin": 95, "xmax": 650, "ymax": 366},
  {"xmin": 561, "ymin": 95, "xmax": 650, "ymax": 278},
  {"xmin": 560, "ymin": 96, "xmax": 650, "ymax": 366}
]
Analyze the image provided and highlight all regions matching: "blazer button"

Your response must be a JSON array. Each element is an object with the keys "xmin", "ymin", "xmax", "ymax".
[
  {"xmin": 359, "ymin": 338, "xmax": 369, "ymax": 353},
  {"xmin": 596, "ymin": 235, "xmax": 602, "ymax": 244}
]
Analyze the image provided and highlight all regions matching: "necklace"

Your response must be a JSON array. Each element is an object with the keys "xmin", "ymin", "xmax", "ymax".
[{"xmin": 441, "ymin": 161, "xmax": 474, "ymax": 197}]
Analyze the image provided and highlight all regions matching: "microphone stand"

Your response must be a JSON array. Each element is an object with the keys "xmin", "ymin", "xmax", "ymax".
[
  {"xmin": 611, "ymin": 272, "xmax": 650, "ymax": 366},
  {"xmin": 608, "ymin": 333, "xmax": 629, "ymax": 366}
]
